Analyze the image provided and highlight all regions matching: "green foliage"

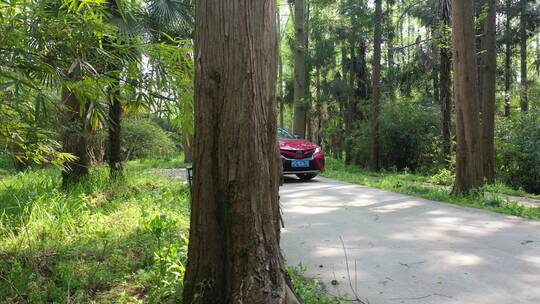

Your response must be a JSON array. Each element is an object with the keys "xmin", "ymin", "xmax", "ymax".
[
  {"xmin": 288, "ymin": 264, "xmax": 346, "ymax": 304},
  {"xmin": 351, "ymin": 101, "xmax": 441, "ymax": 171},
  {"xmin": 429, "ymin": 168, "xmax": 454, "ymax": 186},
  {"xmin": 0, "ymin": 160, "xmax": 190, "ymax": 303},
  {"xmin": 0, "ymin": 0, "xmax": 194, "ymax": 169},
  {"xmin": 496, "ymin": 112, "xmax": 540, "ymax": 194},
  {"xmin": 139, "ymin": 214, "xmax": 189, "ymax": 302},
  {"xmin": 123, "ymin": 117, "xmax": 177, "ymax": 160}
]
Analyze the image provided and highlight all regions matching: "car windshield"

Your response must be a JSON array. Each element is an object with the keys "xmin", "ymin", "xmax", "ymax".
[{"xmin": 278, "ymin": 128, "xmax": 295, "ymax": 139}]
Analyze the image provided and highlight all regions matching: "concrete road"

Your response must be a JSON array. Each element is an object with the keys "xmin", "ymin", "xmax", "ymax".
[{"xmin": 280, "ymin": 176, "xmax": 540, "ymax": 304}]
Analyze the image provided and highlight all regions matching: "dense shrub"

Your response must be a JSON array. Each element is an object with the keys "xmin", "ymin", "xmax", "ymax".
[
  {"xmin": 123, "ymin": 118, "xmax": 177, "ymax": 160},
  {"xmin": 496, "ymin": 113, "xmax": 540, "ymax": 194},
  {"xmin": 350, "ymin": 101, "xmax": 441, "ymax": 171}
]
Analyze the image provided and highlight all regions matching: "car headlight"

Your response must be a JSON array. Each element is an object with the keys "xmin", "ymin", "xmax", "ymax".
[{"xmin": 314, "ymin": 147, "xmax": 321, "ymax": 154}]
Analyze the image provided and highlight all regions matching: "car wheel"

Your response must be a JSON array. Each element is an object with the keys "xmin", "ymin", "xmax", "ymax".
[{"xmin": 296, "ymin": 173, "xmax": 317, "ymax": 180}]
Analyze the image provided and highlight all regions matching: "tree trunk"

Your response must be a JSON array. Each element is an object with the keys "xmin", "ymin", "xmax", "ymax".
[
  {"xmin": 480, "ymin": 0, "xmax": 497, "ymax": 183},
  {"xmin": 305, "ymin": 0, "xmax": 312, "ymax": 141},
  {"xmin": 278, "ymin": 6, "xmax": 285, "ymax": 128},
  {"xmin": 451, "ymin": 0, "xmax": 484, "ymax": 194},
  {"xmin": 61, "ymin": 74, "xmax": 89, "ymax": 185},
  {"xmin": 315, "ymin": 67, "xmax": 323, "ymax": 146},
  {"xmin": 432, "ymin": 27, "xmax": 440, "ymax": 106},
  {"xmin": 386, "ymin": 0, "xmax": 395, "ymax": 100},
  {"xmin": 504, "ymin": 0, "xmax": 513, "ymax": 117},
  {"xmin": 439, "ymin": 0, "xmax": 452, "ymax": 164},
  {"xmin": 108, "ymin": 83, "xmax": 123, "ymax": 178},
  {"xmin": 183, "ymin": 134, "xmax": 193, "ymax": 163},
  {"xmin": 519, "ymin": 0, "xmax": 528, "ymax": 112},
  {"xmin": 370, "ymin": 0, "xmax": 382, "ymax": 172},
  {"xmin": 356, "ymin": 39, "xmax": 369, "ymax": 119},
  {"xmin": 293, "ymin": 0, "xmax": 307, "ymax": 138},
  {"xmin": 183, "ymin": 0, "xmax": 300, "ymax": 303},
  {"xmin": 537, "ymin": 34, "xmax": 540, "ymax": 77},
  {"xmin": 345, "ymin": 43, "xmax": 356, "ymax": 165}
]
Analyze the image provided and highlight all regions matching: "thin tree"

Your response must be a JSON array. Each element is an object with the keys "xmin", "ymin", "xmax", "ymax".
[
  {"xmin": 107, "ymin": 78, "xmax": 123, "ymax": 178},
  {"xmin": 278, "ymin": 5, "xmax": 285, "ymax": 128},
  {"xmin": 504, "ymin": 0, "xmax": 513, "ymax": 117},
  {"xmin": 293, "ymin": 0, "xmax": 307, "ymax": 138},
  {"xmin": 345, "ymin": 42, "xmax": 356, "ymax": 165},
  {"xmin": 519, "ymin": 0, "xmax": 528, "ymax": 112},
  {"xmin": 105, "ymin": 0, "xmax": 124, "ymax": 179},
  {"xmin": 451, "ymin": 0, "xmax": 484, "ymax": 194},
  {"xmin": 439, "ymin": 0, "xmax": 453, "ymax": 163},
  {"xmin": 182, "ymin": 0, "xmax": 300, "ymax": 302},
  {"xmin": 61, "ymin": 61, "xmax": 90, "ymax": 185},
  {"xmin": 371, "ymin": 0, "xmax": 382, "ymax": 171},
  {"xmin": 480, "ymin": 0, "xmax": 497, "ymax": 182}
]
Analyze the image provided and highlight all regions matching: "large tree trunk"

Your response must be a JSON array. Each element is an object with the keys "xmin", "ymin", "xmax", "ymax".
[
  {"xmin": 61, "ymin": 85, "xmax": 89, "ymax": 185},
  {"xmin": 108, "ymin": 83, "xmax": 123, "ymax": 178},
  {"xmin": 183, "ymin": 0, "xmax": 300, "ymax": 303},
  {"xmin": 451, "ymin": 0, "xmax": 484, "ymax": 194},
  {"xmin": 504, "ymin": 0, "xmax": 513, "ymax": 117},
  {"xmin": 519, "ymin": 0, "xmax": 528, "ymax": 112},
  {"xmin": 480, "ymin": 0, "xmax": 497, "ymax": 183},
  {"xmin": 293, "ymin": 0, "xmax": 307, "ymax": 138},
  {"xmin": 370, "ymin": 0, "xmax": 382, "ymax": 172}
]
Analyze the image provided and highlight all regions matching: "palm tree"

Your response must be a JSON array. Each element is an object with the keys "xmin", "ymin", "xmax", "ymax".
[{"xmin": 104, "ymin": 0, "xmax": 193, "ymax": 178}]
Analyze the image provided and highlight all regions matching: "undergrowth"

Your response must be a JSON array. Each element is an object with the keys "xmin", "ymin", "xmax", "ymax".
[
  {"xmin": 288, "ymin": 264, "xmax": 346, "ymax": 304},
  {"xmin": 0, "ymin": 159, "xmax": 190, "ymax": 303}
]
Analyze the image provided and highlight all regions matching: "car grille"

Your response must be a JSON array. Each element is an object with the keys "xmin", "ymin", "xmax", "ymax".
[{"xmin": 280, "ymin": 149, "xmax": 315, "ymax": 159}]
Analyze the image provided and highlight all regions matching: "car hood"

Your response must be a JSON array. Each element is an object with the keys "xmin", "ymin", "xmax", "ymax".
[{"xmin": 279, "ymin": 139, "xmax": 318, "ymax": 150}]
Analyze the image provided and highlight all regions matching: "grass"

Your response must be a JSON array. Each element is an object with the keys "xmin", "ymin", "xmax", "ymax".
[
  {"xmin": 322, "ymin": 158, "xmax": 540, "ymax": 221},
  {"xmin": 0, "ymin": 157, "xmax": 190, "ymax": 303},
  {"xmin": 0, "ymin": 155, "xmax": 340, "ymax": 303},
  {"xmin": 288, "ymin": 265, "xmax": 346, "ymax": 304}
]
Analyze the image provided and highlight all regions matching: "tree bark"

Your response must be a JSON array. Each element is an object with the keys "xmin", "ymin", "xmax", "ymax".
[
  {"xmin": 451, "ymin": 0, "xmax": 484, "ymax": 194},
  {"xmin": 183, "ymin": 0, "xmax": 300, "ymax": 303},
  {"xmin": 61, "ymin": 67, "xmax": 89, "ymax": 185},
  {"xmin": 293, "ymin": 0, "xmax": 307, "ymax": 138},
  {"xmin": 480, "ymin": 0, "xmax": 497, "ymax": 183},
  {"xmin": 519, "ymin": 0, "xmax": 528, "ymax": 112},
  {"xmin": 370, "ymin": 0, "xmax": 382, "ymax": 172}
]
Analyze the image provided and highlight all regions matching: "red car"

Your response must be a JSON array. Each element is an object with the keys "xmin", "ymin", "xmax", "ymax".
[{"xmin": 278, "ymin": 128, "xmax": 325, "ymax": 180}]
